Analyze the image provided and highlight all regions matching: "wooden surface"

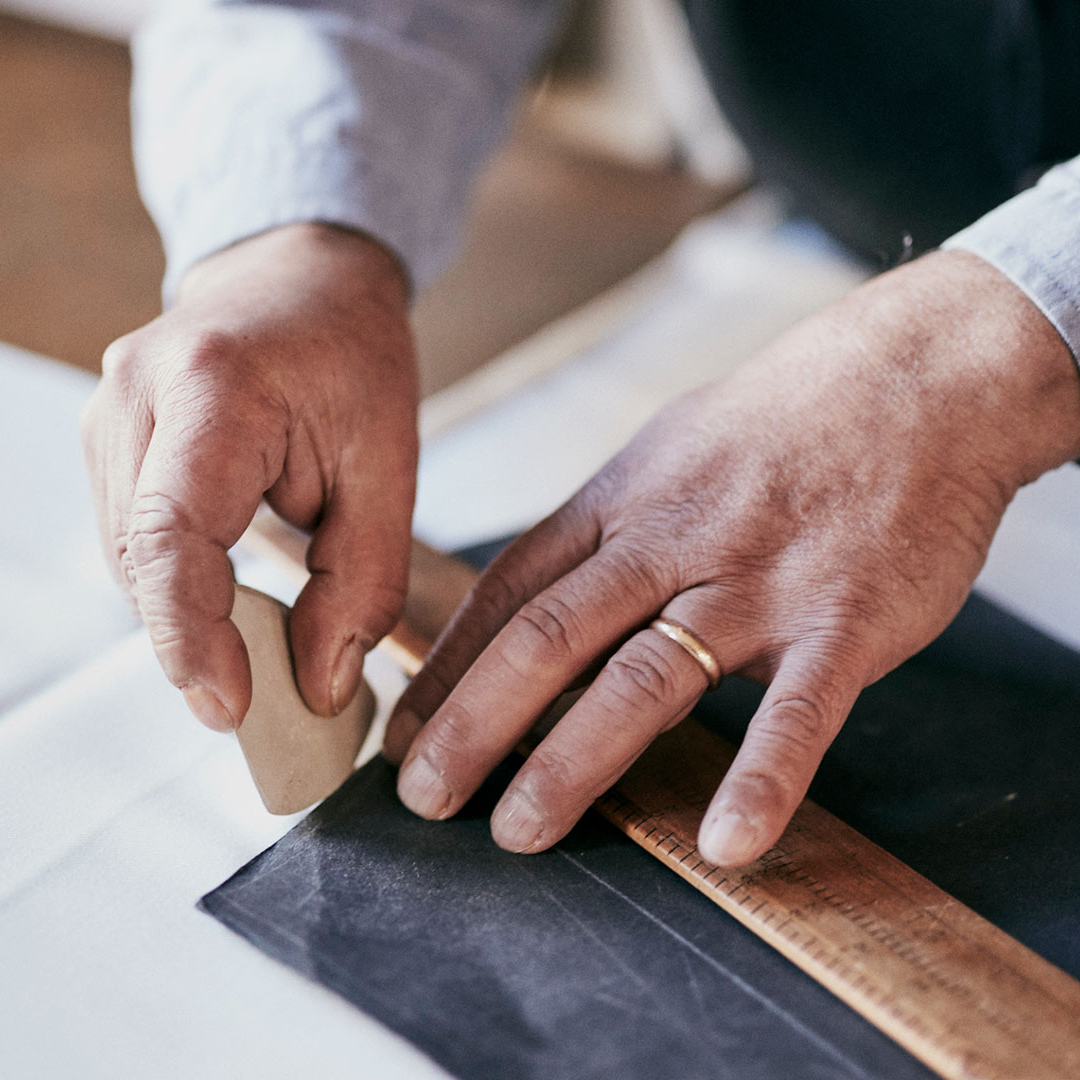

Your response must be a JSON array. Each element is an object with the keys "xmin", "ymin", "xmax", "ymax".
[
  {"xmin": 0, "ymin": 14, "xmax": 163, "ymax": 371},
  {"xmin": 243, "ymin": 516, "xmax": 1080, "ymax": 1080}
]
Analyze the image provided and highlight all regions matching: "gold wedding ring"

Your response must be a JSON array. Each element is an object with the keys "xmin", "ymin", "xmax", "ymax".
[{"xmin": 649, "ymin": 618, "xmax": 722, "ymax": 690}]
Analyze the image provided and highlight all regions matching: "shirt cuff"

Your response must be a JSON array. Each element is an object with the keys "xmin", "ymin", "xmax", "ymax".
[
  {"xmin": 943, "ymin": 161, "xmax": 1080, "ymax": 363},
  {"xmin": 132, "ymin": 3, "xmax": 563, "ymax": 304}
]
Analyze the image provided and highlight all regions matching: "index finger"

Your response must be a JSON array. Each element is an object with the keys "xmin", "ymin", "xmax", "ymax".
[
  {"xmin": 126, "ymin": 409, "xmax": 285, "ymax": 731},
  {"xmin": 383, "ymin": 504, "xmax": 600, "ymax": 762}
]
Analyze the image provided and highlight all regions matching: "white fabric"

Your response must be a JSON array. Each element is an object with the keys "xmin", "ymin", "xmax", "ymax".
[
  {"xmin": 0, "ymin": 350, "xmax": 139, "ymax": 712},
  {"xmin": 133, "ymin": 0, "xmax": 565, "ymax": 300},
  {"xmin": 0, "ymin": 345, "xmax": 444, "ymax": 1080},
  {"xmin": 945, "ymin": 160, "xmax": 1080, "ymax": 362}
]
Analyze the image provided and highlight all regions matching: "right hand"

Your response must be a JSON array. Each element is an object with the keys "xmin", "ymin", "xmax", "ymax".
[{"xmin": 81, "ymin": 223, "xmax": 418, "ymax": 732}]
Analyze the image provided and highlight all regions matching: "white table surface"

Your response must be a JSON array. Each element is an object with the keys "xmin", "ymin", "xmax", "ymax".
[{"xmin": 4, "ymin": 200, "xmax": 1080, "ymax": 1079}]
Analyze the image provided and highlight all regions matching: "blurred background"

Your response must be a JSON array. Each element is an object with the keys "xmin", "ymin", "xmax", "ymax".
[
  {"xmin": 9, "ymin": 0, "xmax": 1076, "ymax": 647},
  {"xmin": 0, "ymin": 0, "xmax": 751, "ymax": 395}
]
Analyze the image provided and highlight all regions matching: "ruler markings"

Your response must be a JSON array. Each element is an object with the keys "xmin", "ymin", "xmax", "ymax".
[{"xmin": 594, "ymin": 722, "xmax": 1080, "ymax": 1079}]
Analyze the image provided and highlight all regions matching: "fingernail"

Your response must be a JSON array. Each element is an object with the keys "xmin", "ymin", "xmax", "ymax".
[
  {"xmin": 330, "ymin": 640, "xmax": 365, "ymax": 714},
  {"xmin": 398, "ymin": 755, "xmax": 452, "ymax": 819},
  {"xmin": 183, "ymin": 683, "xmax": 237, "ymax": 733},
  {"xmin": 700, "ymin": 808, "xmax": 760, "ymax": 867},
  {"xmin": 492, "ymin": 791, "xmax": 545, "ymax": 853}
]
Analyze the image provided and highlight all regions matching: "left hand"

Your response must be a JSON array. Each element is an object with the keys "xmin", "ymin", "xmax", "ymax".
[{"xmin": 384, "ymin": 251, "xmax": 1080, "ymax": 866}]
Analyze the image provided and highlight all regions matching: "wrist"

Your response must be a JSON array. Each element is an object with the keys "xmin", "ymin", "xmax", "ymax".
[
  {"xmin": 176, "ymin": 222, "xmax": 411, "ymax": 309},
  {"xmin": 849, "ymin": 250, "xmax": 1080, "ymax": 496}
]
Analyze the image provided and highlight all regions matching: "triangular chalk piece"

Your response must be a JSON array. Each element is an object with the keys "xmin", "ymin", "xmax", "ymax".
[{"xmin": 230, "ymin": 584, "xmax": 375, "ymax": 814}]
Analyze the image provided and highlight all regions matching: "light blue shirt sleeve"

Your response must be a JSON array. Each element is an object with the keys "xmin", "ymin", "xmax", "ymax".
[
  {"xmin": 943, "ymin": 159, "xmax": 1080, "ymax": 361},
  {"xmin": 132, "ymin": 0, "xmax": 567, "ymax": 302}
]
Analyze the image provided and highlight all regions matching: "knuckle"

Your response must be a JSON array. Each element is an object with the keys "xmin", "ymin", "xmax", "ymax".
[
  {"xmin": 164, "ymin": 341, "xmax": 286, "ymax": 438},
  {"xmin": 599, "ymin": 538, "xmax": 673, "ymax": 600},
  {"xmin": 355, "ymin": 580, "xmax": 407, "ymax": 643},
  {"xmin": 144, "ymin": 618, "xmax": 188, "ymax": 654},
  {"xmin": 182, "ymin": 330, "xmax": 237, "ymax": 372},
  {"xmin": 422, "ymin": 700, "xmax": 483, "ymax": 766},
  {"xmin": 125, "ymin": 490, "xmax": 194, "ymax": 565},
  {"xmin": 605, "ymin": 640, "xmax": 680, "ymax": 710},
  {"xmin": 101, "ymin": 336, "xmax": 141, "ymax": 382},
  {"xmin": 759, "ymin": 692, "xmax": 835, "ymax": 754},
  {"xmin": 523, "ymin": 745, "xmax": 579, "ymax": 801},
  {"xmin": 814, "ymin": 621, "xmax": 872, "ymax": 667},
  {"xmin": 115, "ymin": 542, "xmax": 136, "ymax": 583},
  {"xmin": 128, "ymin": 488, "xmax": 190, "ymax": 533},
  {"xmin": 467, "ymin": 562, "xmax": 523, "ymax": 626},
  {"xmin": 508, "ymin": 592, "xmax": 584, "ymax": 670},
  {"xmin": 799, "ymin": 589, "xmax": 884, "ymax": 644}
]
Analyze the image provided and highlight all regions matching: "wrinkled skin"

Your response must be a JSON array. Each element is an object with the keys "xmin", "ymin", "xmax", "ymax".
[
  {"xmin": 84, "ymin": 229, "xmax": 1080, "ymax": 868},
  {"xmin": 81, "ymin": 224, "xmax": 418, "ymax": 730},
  {"xmin": 384, "ymin": 250, "xmax": 1080, "ymax": 866}
]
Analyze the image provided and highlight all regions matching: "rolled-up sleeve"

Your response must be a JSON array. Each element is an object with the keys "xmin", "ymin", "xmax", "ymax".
[
  {"xmin": 133, "ymin": 0, "xmax": 566, "ymax": 302},
  {"xmin": 943, "ymin": 159, "xmax": 1080, "ymax": 362}
]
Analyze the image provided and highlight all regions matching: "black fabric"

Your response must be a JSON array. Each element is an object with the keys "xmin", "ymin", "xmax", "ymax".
[
  {"xmin": 202, "ymin": 591, "xmax": 1080, "ymax": 1079},
  {"xmin": 201, "ymin": 763, "xmax": 933, "ymax": 1080},
  {"xmin": 681, "ymin": 1, "xmax": 1080, "ymax": 265}
]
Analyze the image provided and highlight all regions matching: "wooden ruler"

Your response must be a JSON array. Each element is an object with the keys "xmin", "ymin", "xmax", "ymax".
[
  {"xmin": 596, "ymin": 722, "xmax": 1080, "ymax": 1080},
  {"xmin": 243, "ymin": 517, "xmax": 1080, "ymax": 1080}
]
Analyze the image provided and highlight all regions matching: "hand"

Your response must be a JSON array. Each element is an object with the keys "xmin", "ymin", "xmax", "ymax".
[
  {"xmin": 385, "ymin": 251, "xmax": 1080, "ymax": 866},
  {"xmin": 81, "ymin": 224, "xmax": 418, "ymax": 731}
]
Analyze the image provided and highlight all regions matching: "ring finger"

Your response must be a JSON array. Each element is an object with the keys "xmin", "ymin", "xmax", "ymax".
[{"xmin": 488, "ymin": 588, "xmax": 759, "ymax": 852}]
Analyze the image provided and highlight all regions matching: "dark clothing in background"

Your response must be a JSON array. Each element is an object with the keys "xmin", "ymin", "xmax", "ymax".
[{"xmin": 682, "ymin": 1, "xmax": 1080, "ymax": 264}]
